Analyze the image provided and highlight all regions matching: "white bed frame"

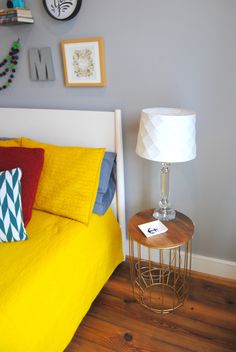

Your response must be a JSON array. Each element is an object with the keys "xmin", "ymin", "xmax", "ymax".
[{"xmin": 0, "ymin": 107, "xmax": 126, "ymax": 252}]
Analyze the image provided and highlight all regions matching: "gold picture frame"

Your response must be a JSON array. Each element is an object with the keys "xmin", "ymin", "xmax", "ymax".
[{"xmin": 61, "ymin": 37, "xmax": 106, "ymax": 87}]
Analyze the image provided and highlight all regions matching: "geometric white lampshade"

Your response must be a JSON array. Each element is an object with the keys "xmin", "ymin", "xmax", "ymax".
[
  {"xmin": 136, "ymin": 107, "xmax": 196, "ymax": 222},
  {"xmin": 136, "ymin": 108, "xmax": 196, "ymax": 163}
]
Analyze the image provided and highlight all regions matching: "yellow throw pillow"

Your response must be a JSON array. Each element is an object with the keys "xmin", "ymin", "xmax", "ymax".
[
  {"xmin": 0, "ymin": 138, "xmax": 21, "ymax": 146},
  {"xmin": 21, "ymin": 137, "xmax": 105, "ymax": 224}
]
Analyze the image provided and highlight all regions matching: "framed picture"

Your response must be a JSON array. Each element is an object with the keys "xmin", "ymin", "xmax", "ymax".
[{"xmin": 61, "ymin": 38, "xmax": 106, "ymax": 87}]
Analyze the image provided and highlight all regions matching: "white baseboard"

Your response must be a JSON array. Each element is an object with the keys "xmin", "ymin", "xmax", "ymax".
[
  {"xmin": 191, "ymin": 253, "xmax": 236, "ymax": 280},
  {"xmin": 124, "ymin": 240, "xmax": 236, "ymax": 280}
]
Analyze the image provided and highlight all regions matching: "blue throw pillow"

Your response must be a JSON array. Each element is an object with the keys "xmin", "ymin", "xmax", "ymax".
[
  {"xmin": 93, "ymin": 152, "xmax": 116, "ymax": 215},
  {"xmin": 0, "ymin": 167, "xmax": 27, "ymax": 242}
]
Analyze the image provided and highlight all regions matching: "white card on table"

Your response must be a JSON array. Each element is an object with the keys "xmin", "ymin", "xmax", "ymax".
[{"xmin": 138, "ymin": 219, "xmax": 168, "ymax": 237}]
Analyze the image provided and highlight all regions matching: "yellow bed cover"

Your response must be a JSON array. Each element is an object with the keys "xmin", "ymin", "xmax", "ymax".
[{"xmin": 0, "ymin": 208, "xmax": 123, "ymax": 352}]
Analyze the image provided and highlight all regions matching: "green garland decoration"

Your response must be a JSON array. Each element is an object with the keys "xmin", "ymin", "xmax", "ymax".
[{"xmin": 0, "ymin": 38, "xmax": 21, "ymax": 92}]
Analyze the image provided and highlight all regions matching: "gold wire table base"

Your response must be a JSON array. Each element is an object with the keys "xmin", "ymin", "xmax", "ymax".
[{"xmin": 129, "ymin": 239, "xmax": 192, "ymax": 314}]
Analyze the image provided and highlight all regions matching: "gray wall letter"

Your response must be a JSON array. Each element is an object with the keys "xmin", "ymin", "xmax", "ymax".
[{"xmin": 29, "ymin": 47, "xmax": 55, "ymax": 81}]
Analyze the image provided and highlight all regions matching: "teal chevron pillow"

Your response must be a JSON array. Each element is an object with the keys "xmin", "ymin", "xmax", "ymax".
[{"xmin": 0, "ymin": 168, "xmax": 27, "ymax": 243}]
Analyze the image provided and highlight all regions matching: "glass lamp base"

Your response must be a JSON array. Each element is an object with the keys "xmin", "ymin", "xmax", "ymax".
[{"xmin": 153, "ymin": 208, "xmax": 176, "ymax": 221}]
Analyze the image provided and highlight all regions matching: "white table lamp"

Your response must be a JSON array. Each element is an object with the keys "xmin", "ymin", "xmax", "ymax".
[{"xmin": 136, "ymin": 108, "xmax": 196, "ymax": 221}]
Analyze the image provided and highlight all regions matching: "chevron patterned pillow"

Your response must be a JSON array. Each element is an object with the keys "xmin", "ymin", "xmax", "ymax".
[{"xmin": 0, "ymin": 168, "xmax": 27, "ymax": 243}]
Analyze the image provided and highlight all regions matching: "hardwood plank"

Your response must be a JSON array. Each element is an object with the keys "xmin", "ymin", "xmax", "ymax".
[
  {"xmin": 94, "ymin": 292, "xmax": 236, "ymax": 349},
  {"xmin": 189, "ymin": 277, "xmax": 236, "ymax": 309},
  {"xmin": 191, "ymin": 270, "xmax": 236, "ymax": 288},
  {"xmin": 65, "ymin": 262, "xmax": 236, "ymax": 352},
  {"xmin": 103, "ymin": 271, "xmax": 236, "ymax": 331},
  {"xmin": 65, "ymin": 338, "xmax": 114, "ymax": 352},
  {"xmin": 88, "ymin": 299, "xmax": 235, "ymax": 351},
  {"xmin": 77, "ymin": 314, "xmax": 190, "ymax": 352}
]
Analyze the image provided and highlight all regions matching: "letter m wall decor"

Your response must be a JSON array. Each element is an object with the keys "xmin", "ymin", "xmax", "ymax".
[{"xmin": 29, "ymin": 47, "xmax": 55, "ymax": 81}]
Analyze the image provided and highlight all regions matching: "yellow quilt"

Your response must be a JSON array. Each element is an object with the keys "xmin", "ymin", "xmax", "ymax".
[{"xmin": 0, "ymin": 208, "xmax": 123, "ymax": 352}]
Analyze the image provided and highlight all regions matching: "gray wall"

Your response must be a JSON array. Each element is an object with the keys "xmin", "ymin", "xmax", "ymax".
[{"xmin": 1, "ymin": 0, "xmax": 235, "ymax": 261}]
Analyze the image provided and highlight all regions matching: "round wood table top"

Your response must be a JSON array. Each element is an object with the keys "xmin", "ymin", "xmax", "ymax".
[{"xmin": 128, "ymin": 209, "xmax": 195, "ymax": 249}]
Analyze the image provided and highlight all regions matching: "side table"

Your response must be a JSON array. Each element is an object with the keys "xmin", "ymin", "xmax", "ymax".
[{"xmin": 128, "ymin": 209, "xmax": 195, "ymax": 314}]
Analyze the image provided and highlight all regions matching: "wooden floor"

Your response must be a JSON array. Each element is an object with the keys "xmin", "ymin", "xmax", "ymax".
[{"xmin": 65, "ymin": 261, "xmax": 236, "ymax": 352}]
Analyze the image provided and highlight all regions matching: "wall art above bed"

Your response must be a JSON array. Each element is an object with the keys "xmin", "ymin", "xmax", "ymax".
[
  {"xmin": 61, "ymin": 38, "xmax": 106, "ymax": 87},
  {"xmin": 0, "ymin": 39, "xmax": 21, "ymax": 93},
  {"xmin": 43, "ymin": 0, "xmax": 82, "ymax": 21},
  {"xmin": 28, "ymin": 47, "xmax": 55, "ymax": 81}
]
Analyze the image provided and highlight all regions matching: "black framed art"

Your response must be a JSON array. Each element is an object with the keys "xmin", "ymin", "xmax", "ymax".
[{"xmin": 43, "ymin": 0, "xmax": 82, "ymax": 21}]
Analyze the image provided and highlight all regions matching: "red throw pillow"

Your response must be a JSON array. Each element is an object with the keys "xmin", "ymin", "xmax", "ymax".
[{"xmin": 0, "ymin": 147, "xmax": 44, "ymax": 226}]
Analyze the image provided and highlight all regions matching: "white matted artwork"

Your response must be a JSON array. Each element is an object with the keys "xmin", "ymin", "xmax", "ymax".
[{"xmin": 61, "ymin": 38, "xmax": 106, "ymax": 86}]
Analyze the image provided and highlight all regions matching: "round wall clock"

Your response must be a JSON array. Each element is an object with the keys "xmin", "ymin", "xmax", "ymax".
[{"xmin": 43, "ymin": 0, "xmax": 82, "ymax": 21}]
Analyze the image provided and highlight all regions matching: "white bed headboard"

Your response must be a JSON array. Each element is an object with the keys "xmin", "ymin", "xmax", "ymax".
[{"xmin": 0, "ymin": 107, "xmax": 126, "ymax": 251}]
